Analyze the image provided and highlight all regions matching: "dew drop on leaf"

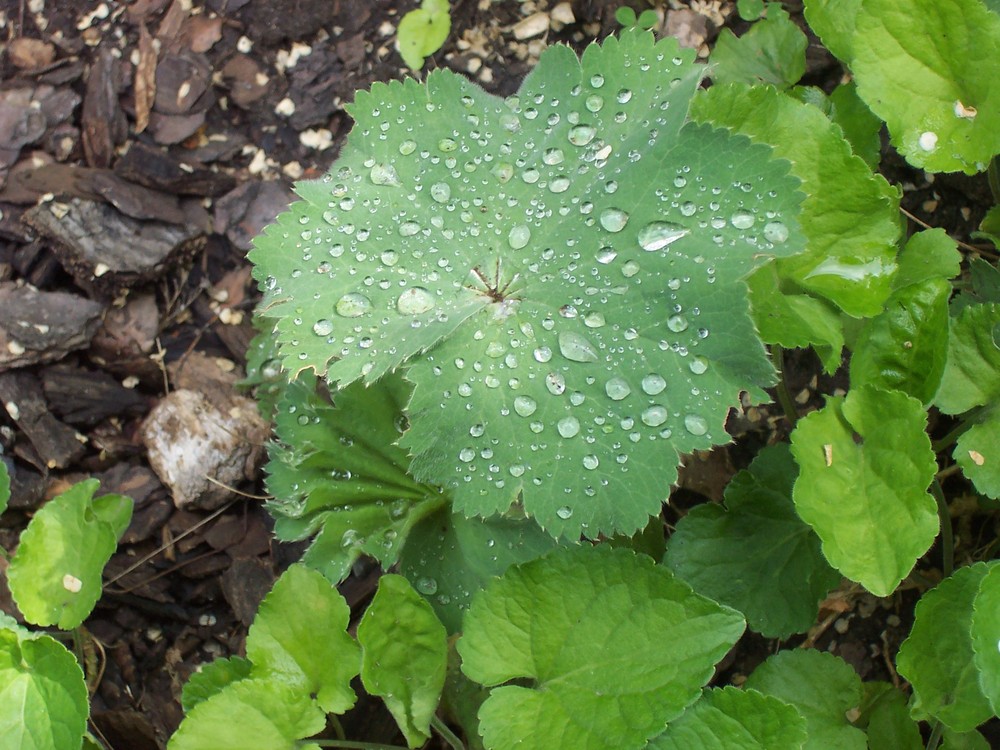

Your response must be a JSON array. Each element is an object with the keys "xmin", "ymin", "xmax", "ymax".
[
  {"xmin": 684, "ymin": 414, "xmax": 708, "ymax": 435},
  {"xmin": 605, "ymin": 377, "xmax": 631, "ymax": 400},
  {"xmin": 616, "ymin": 88, "xmax": 633, "ymax": 104},
  {"xmin": 397, "ymin": 287, "xmax": 436, "ymax": 315},
  {"xmin": 763, "ymin": 221, "xmax": 789, "ymax": 244},
  {"xmin": 641, "ymin": 405, "xmax": 668, "ymax": 427},
  {"xmin": 599, "ymin": 208, "xmax": 630, "ymax": 232},
  {"xmin": 514, "ymin": 395, "xmax": 538, "ymax": 417},
  {"xmin": 556, "ymin": 505, "xmax": 574, "ymax": 519},
  {"xmin": 543, "ymin": 148, "xmax": 565, "ymax": 165},
  {"xmin": 545, "ymin": 372, "xmax": 567, "ymax": 395},
  {"xmin": 312, "ymin": 319, "xmax": 334, "ymax": 336},
  {"xmin": 558, "ymin": 331, "xmax": 599, "ymax": 362},
  {"xmin": 689, "ymin": 356, "xmax": 708, "ymax": 375},
  {"xmin": 590, "ymin": 74, "xmax": 605, "ymax": 88},
  {"xmin": 459, "ymin": 447, "xmax": 476, "ymax": 462},
  {"xmin": 622, "ymin": 260, "xmax": 640, "ymax": 277},
  {"xmin": 586, "ymin": 95, "xmax": 604, "ymax": 112},
  {"xmin": 582, "ymin": 454, "xmax": 600, "ymax": 470},
  {"xmin": 509, "ymin": 225, "xmax": 531, "ymax": 249},
  {"xmin": 557, "ymin": 416, "xmax": 580, "ymax": 438},
  {"xmin": 336, "ymin": 293, "xmax": 373, "ymax": 317},
  {"xmin": 568, "ymin": 124, "xmax": 597, "ymax": 146},
  {"xmin": 430, "ymin": 182, "xmax": 452, "ymax": 203},
  {"xmin": 641, "ymin": 373, "xmax": 667, "ymax": 395},
  {"xmin": 416, "ymin": 576, "xmax": 438, "ymax": 595},
  {"xmin": 667, "ymin": 314, "xmax": 689, "ymax": 333},
  {"xmin": 730, "ymin": 210, "xmax": 755, "ymax": 229},
  {"xmin": 369, "ymin": 164, "xmax": 401, "ymax": 186},
  {"xmin": 533, "ymin": 346, "xmax": 552, "ymax": 363},
  {"xmin": 399, "ymin": 140, "xmax": 416, "ymax": 155},
  {"xmin": 638, "ymin": 221, "xmax": 689, "ymax": 251},
  {"xmin": 596, "ymin": 247, "xmax": 617, "ymax": 264}
]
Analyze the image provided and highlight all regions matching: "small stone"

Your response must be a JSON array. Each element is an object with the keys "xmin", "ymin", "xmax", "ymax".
[{"xmin": 513, "ymin": 12, "xmax": 550, "ymax": 40}]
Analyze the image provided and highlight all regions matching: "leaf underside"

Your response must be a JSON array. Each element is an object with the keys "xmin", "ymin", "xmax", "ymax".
[{"xmin": 252, "ymin": 30, "xmax": 803, "ymax": 539}]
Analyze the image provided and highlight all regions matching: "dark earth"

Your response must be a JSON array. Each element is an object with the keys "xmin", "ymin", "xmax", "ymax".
[{"xmin": 0, "ymin": 0, "xmax": 996, "ymax": 747}]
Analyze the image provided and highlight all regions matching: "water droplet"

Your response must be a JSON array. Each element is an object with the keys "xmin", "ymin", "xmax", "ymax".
[
  {"xmin": 510, "ymin": 464, "xmax": 525, "ymax": 477},
  {"xmin": 622, "ymin": 260, "xmax": 640, "ymax": 277},
  {"xmin": 470, "ymin": 423, "xmax": 485, "ymax": 437},
  {"xmin": 641, "ymin": 373, "xmax": 666, "ymax": 395},
  {"xmin": 684, "ymin": 414, "xmax": 708, "ymax": 435},
  {"xmin": 312, "ymin": 319, "xmax": 334, "ymax": 336},
  {"xmin": 415, "ymin": 577, "xmax": 438, "ymax": 595},
  {"xmin": 596, "ymin": 247, "xmax": 617, "ymax": 264},
  {"xmin": 549, "ymin": 176, "xmax": 571, "ymax": 193},
  {"xmin": 546, "ymin": 372, "xmax": 567, "ymax": 395},
  {"xmin": 399, "ymin": 221, "xmax": 421, "ymax": 237},
  {"xmin": 763, "ymin": 221, "xmax": 789, "ymax": 244},
  {"xmin": 667, "ymin": 314, "xmax": 689, "ymax": 333},
  {"xmin": 509, "ymin": 225, "xmax": 531, "ymax": 249},
  {"xmin": 641, "ymin": 405, "xmax": 668, "ymax": 427},
  {"xmin": 514, "ymin": 396, "xmax": 538, "ymax": 417},
  {"xmin": 557, "ymin": 416, "xmax": 580, "ymax": 438},
  {"xmin": 556, "ymin": 505, "xmax": 574, "ymax": 519},
  {"xmin": 590, "ymin": 74, "xmax": 605, "ymax": 88},
  {"xmin": 558, "ymin": 331, "xmax": 599, "ymax": 363},
  {"xmin": 605, "ymin": 377, "xmax": 631, "ymax": 400},
  {"xmin": 689, "ymin": 356, "xmax": 708, "ymax": 375},
  {"xmin": 397, "ymin": 287, "xmax": 436, "ymax": 314},
  {"xmin": 583, "ymin": 312, "xmax": 606, "ymax": 328},
  {"xmin": 438, "ymin": 138, "xmax": 458, "ymax": 152},
  {"xmin": 336, "ymin": 293, "xmax": 373, "ymax": 317},
  {"xmin": 543, "ymin": 148, "xmax": 565, "ymax": 165},
  {"xmin": 430, "ymin": 182, "xmax": 451, "ymax": 203},
  {"xmin": 730, "ymin": 210, "xmax": 755, "ymax": 229},
  {"xmin": 459, "ymin": 447, "xmax": 476, "ymax": 462},
  {"xmin": 616, "ymin": 88, "xmax": 632, "ymax": 104},
  {"xmin": 369, "ymin": 163, "xmax": 401, "ymax": 186},
  {"xmin": 583, "ymin": 454, "xmax": 599, "ymax": 470},
  {"xmin": 586, "ymin": 95, "xmax": 604, "ymax": 112},
  {"xmin": 638, "ymin": 221, "xmax": 689, "ymax": 251},
  {"xmin": 533, "ymin": 346, "xmax": 552, "ymax": 363},
  {"xmin": 399, "ymin": 140, "xmax": 416, "ymax": 155},
  {"xmin": 599, "ymin": 208, "xmax": 629, "ymax": 232},
  {"xmin": 568, "ymin": 125, "xmax": 596, "ymax": 146}
]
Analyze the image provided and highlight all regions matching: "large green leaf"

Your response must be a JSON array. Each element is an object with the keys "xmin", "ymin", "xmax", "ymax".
[
  {"xmin": 8, "ymin": 479, "xmax": 132, "ymax": 629},
  {"xmin": 892, "ymin": 227, "xmax": 960, "ymax": 291},
  {"xmin": 358, "ymin": 574, "xmax": 448, "ymax": 747},
  {"xmin": 0, "ymin": 628, "xmax": 88, "ymax": 750},
  {"xmin": 245, "ymin": 564, "xmax": 359, "ymax": 715},
  {"xmin": 861, "ymin": 683, "xmax": 923, "ymax": 750},
  {"xmin": 745, "ymin": 650, "xmax": 866, "ymax": 750},
  {"xmin": 851, "ymin": 0, "xmax": 1000, "ymax": 174},
  {"xmin": 897, "ymin": 562, "xmax": 997, "ymax": 731},
  {"xmin": 181, "ymin": 656, "xmax": 252, "ymax": 713},
  {"xmin": 691, "ymin": 83, "xmax": 900, "ymax": 318},
  {"xmin": 665, "ymin": 444, "xmax": 840, "ymax": 638},
  {"xmin": 710, "ymin": 4, "xmax": 807, "ymax": 89},
  {"xmin": 399, "ymin": 507, "xmax": 556, "ymax": 633},
  {"xmin": 970, "ymin": 564, "xmax": 1000, "ymax": 716},
  {"xmin": 802, "ymin": 0, "xmax": 861, "ymax": 62},
  {"xmin": 251, "ymin": 30, "xmax": 804, "ymax": 539},
  {"xmin": 265, "ymin": 373, "xmax": 445, "ymax": 582},
  {"xmin": 790, "ymin": 386, "xmax": 938, "ymax": 596},
  {"xmin": 648, "ymin": 686, "xmax": 807, "ymax": 749},
  {"xmin": 458, "ymin": 545, "xmax": 745, "ymax": 750}
]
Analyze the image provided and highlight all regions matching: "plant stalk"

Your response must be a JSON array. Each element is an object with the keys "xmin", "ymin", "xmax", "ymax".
[
  {"xmin": 308, "ymin": 741, "xmax": 408, "ymax": 750},
  {"xmin": 770, "ymin": 344, "xmax": 799, "ymax": 427},
  {"xmin": 930, "ymin": 479, "xmax": 954, "ymax": 579},
  {"xmin": 931, "ymin": 407, "xmax": 984, "ymax": 455},
  {"xmin": 925, "ymin": 719, "xmax": 944, "ymax": 750},
  {"xmin": 431, "ymin": 715, "xmax": 466, "ymax": 750}
]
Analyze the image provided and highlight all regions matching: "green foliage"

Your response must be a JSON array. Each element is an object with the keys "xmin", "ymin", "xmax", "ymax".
[
  {"xmin": 710, "ymin": 4, "xmax": 807, "ymax": 89},
  {"xmin": 180, "ymin": 656, "xmax": 252, "ymax": 712},
  {"xmin": 665, "ymin": 444, "xmax": 840, "ymax": 638},
  {"xmin": 458, "ymin": 545, "xmax": 745, "ymax": 750},
  {"xmin": 397, "ymin": 0, "xmax": 451, "ymax": 71}
]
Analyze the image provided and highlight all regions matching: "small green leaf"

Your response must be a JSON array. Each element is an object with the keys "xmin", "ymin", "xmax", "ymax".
[
  {"xmin": 665, "ymin": 444, "xmax": 840, "ymax": 639},
  {"xmin": 0, "ymin": 628, "xmax": 88, "ymax": 750},
  {"xmin": 955, "ymin": 410, "xmax": 1000, "ymax": 498},
  {"xmin": 935, "ymin": 303, "xmax": 1000, "ymax": 414},
  {"xmin": 181, "ymin": 656, "xmax": 252, "ymax": 713},
  {"xmin": 710, "ymin": 4, "xmax": 807, "ymax": 89},
  {"xmin": 790, "ymin": 386, "xmax": 938, "ymax": 596},
  {"xmin": 458, "ymin": 545, "xmax": 745, "ymax": 750},
  {"xmin": 167, "ymin": 679, "xmax": 325, "ymax": 750},
  {"xmin": 952, "ymin": 258, "xmax": 1000, "ymax": 314},
  {"xmin": 802, "ymin": 0, "xmax": 861, "ymax": 62},
  {"xmin": 397, "ymin": 0, "xmax": 450, "ymax": 71},
  {"xmin": 737, "ymin": 0, "xmax": 766, "ymax": 21},
  {"xmin": 897, "ymin": 562, "xmax": 997, "ymax": 731},
  {"xmin": 692, "ymin": 83, "xmax": 900, "ymax": 317},
  {"xmin": 851, "ymin": 0, "xmax": 1000, "ymax": 174},
  {"xmin": 648, "ymin": 686, "xmax": 807, "ymax": 749},
  {"xmin": 941, "ymin": 727, "xmax": 992, "ymax": 750},
  {"xmin": 358, "ymin": 574, "xmax": 448, "ymax": 747},
  {"xmin": 245, "ymin": 564, "xmax": 359, "ymax": 715},
  {"xmin": 893, "ymin": 228, "xmax": 961, "ymax": 291},
  {"xmin": 971, "ymin": 563, "xmax": 1000, "ymax": 714},
  {"xmin": 849, "ymin": 278, "xmax": 951, "ymax": 404},
  {"xmin": 637, "ymin": 9, "xmax": 659, "ymax": 29},
  {"xmin": 399, "ymin": 507, "xmax": 556, "ymax": 633},
  {"xmin": 828, "ymin": 82, "xmax": 883, "ymax": 169},
  {"xmin": 861, "ymin": 683, "xmax": 923, "ymax": 750},
  {"xmin": 615, "ymin": 7, "xmax": 638, "ymax": 27},
  {"xmin": 745, "ymin": 649, "xmax": 866, "ymax": 750},
  {"xmin": 8, "ymin": 479, "xmax": 133, "ymax": 629}
]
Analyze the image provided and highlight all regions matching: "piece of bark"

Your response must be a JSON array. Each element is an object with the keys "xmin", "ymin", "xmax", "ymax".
[
  {"xmin": 41, "ymin": 363, "xmax": 146, "ymax": 425},
  {"xmin": 0, "ymin": 282, "xmax": 104, "ymax": 371},
  {"xmin": 8, "ymin": 38, "xmax": 57, "ymax": 70},
  {"xmin": 115, "ymin": 141, "xmax": 235, "ymax": 196},
  {"xmin": 82, "ymin": 49, "xmax": 126, "ymax": 168},
  {"xmin": 134, "ymin": 23, "xmax": 158, "ymax": 134},
  {"xmin": 23, "ymin": 197, "xmax": 205, "ymax": 296},
  {"xmin": 11, "ymin": 240, "xmax": 67, "ymax": 291},
  {"xmin": 219, "ymin": 54, "xmax": 270, "ymax": 109},
  {"xmin": 213, "ymin": 181, "xmax": 294, "ymax": 252},
  {"xmin": 154, "ymin": 51, "xmax": 212, "ymax": 116},
  {"xmin": 148, "ymin": 109, "xmax": 205, "ymax": 145},
  {"xmin": 0, "ymin": 371, "xmax": 86, "ymax": 469},
  {"xmin": 0, "ymin": 89, "xmax": 47, "ymax": 151},
  {"xmin": 220, "ymin": 557, "xmax": 274, "ymax": 626},
  {"xmin": 82, "ymin": 171, "xmax": 187, "ymax": 225},
  {"xmin": 89, "ymin": 292, "xmax": 161, "ymax": 380},
  {"xmin": 167, "ymin": 351, "xmax": 241, "ymax": 407}
]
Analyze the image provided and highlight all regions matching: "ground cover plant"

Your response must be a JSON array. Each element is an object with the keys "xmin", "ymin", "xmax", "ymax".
[{"xmin": 3, "ymin": 0, "xmax": 1000, "ymax": 748}]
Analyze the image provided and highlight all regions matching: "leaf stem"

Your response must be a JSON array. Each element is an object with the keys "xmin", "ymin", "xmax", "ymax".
[
  {"xmin": 925, "ymin": 719, "xmax": 944, "ymax": 750},
  {"xmin": 988, "ymin": 156, "xmax": 1000, "ymax": 205},
  {"xmin": 307, "ymin": 741, "xmax": 408, "ymax": 750},
  {"xmin": 770, "ymin": 345, "xmax": 799, "ymax": 427},
  {"xmin": 931, "ymin": 408, "xmax": 983, "ymax": 455},
  {"xmin": 930, "ymin": 479, "xmax": 954, "ymax": 579},
  {"xmin": 431, "ymin": 715, "xmax": 466, "ymax": 750}
]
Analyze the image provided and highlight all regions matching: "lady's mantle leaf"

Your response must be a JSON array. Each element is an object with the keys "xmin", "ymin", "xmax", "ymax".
[
  {"xmin": 245, "ymin": 564, "xmax": 360, "ymax": 715},
  {"xmin": 897, "ymin": 562, "xmax": 997, "ymax": 731},
  {"xmin": 971, "ymin": 565, "xmax": 1000, "ymax": 718},
  {"xmin": 0, "ymin": 628, "xmax": 88, "ymax": 750},
  {"xmin": 458, "ymin": 545, "xmax": 745, "ymax": 750},
  {"xmin": 745, "ymin": 650, "xmax": 866, "ymax": 750},
  {"xmin": 665, "ymin": 444, "xmax": 840, "ymax": 639},
  {"xmin": 790, "ymin": 386, "xmax": 937, "ymax": 597},
  {"xmin": 851, "ymin": 0, "xmax": 1000, "ymax": 175},
  {"xmin": 710, "ymin": 4, "xmax": 807, "ymax": 89},
  {"xmin": 358, "ymin": 574, "xmax": 448, "ymax": 747},
  {"xmin": 647, "ymin": 686, "xmax": 807, "ymax": 750},
  {"xmin": 251, "ymin": 30, "xmax": 803, "ymax": 540},
  {"xmin": 802, "ymin": 0, "xmax": 861, "ymax": 62},
  {"xmin": 8, "ymin": 479, "xmax": 132, "ymax": 629}
]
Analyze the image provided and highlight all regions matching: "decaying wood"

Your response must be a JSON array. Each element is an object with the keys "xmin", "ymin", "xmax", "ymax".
[{"xmin": 0, "ymin": 370, "xmax": 86, "ymax": 469}]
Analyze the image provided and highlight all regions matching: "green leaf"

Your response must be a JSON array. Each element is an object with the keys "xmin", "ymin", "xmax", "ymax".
[
  {"xmin": 955, "ymin": 411, "xmax": 1000, "ymax": 498},
  {"xmin": 648, "ymin": 686, "xmax": 807, "ymax": 749},
  {"xmin": 181, "ymin": 656, "xmax": 252, "ymax": 713},
  {"xmin": 245, "ymin": 564, "xmax": 359, "ymax": 714},
  {"xmin": 399, "ymin": 507, "xmax": 556, "ymax": 633},
  {"xmin": 896, "ymin": 562, "xmax": 997, "ymax": 731},
  {"xmin": 710, "ymin": 4, "xmax": 807, "ymax": 89},
  {"xmin": 665, "ymin": 444, "xmax": 840, "ymax": 638},
  {"xmin": 849, "ymin": 278, "xmax": 951, "ymax": 404},
  {"xmin": 953, "ymin": 258, "xmax": 1000, "ymax": 314},
  {"xmin": 252, "ymin": 30, "xmax": 805, "ymax": 540},
  {"xmin": 458, "ymin": 545, "xmax": 745, "ymax": 750},
  {"xmin": 614, "ymin": 6, "xmax": 637, "ymax": 27},
  {"xmin": 935, "ymin": 303, "xmax": 1000, "ymax": 414},
  {"xmin": 167, "ymin": 679, "xmax": 325, "ymax": 750},
  {"xmin": 241, "ymin": 320, "xmax": 288, "ymax": 419},
  {"xmin": 358, "ymin": 574, "xmax": 448, "ymax": 747},
  {"xmin": 0, "ymin": 628, "xmax": 88, "ymax": 750},
  {"xmin": 396, "ymin": 0, "xmax": 450, "ymax": 71},
  {"xmin": 941, "ymin": 727, "xmax": 992, "ymax": 750},
  {"xmin": 737, "ymin": 0, "xmax": 766, "ymax": 21},
  {"xmin": 790, "ymin": 385, "xmax": 938, "ymax": 596},
  {"xmin": 828, "ymin": 82, "xmax": 883, "ymax": 169},
  {"xmin": 745, "ymin": 649, "xmax": 866, "ymax": 750},
  {"xmin": 8, "ymin": 479, "xmax": 132, "ymax": 629},
  {"xmin": 861, "ymin": 683, "xmax": 923, "ymax": 750},
  {"xmin": 441, "ymin": 646, "xmax": 489, "ymax": 750},
  {"xmin": 851, "ymin": 0, "xmax": 1000, "ymax": 174},
  {"xmin": 893, "ymin": 228, "xmax": 961, "ymax": 291},
  {"xmin": 971, "ymin": 563, "xmax": 1000, "ymax": 714},
  {"xmin": 691, "ymin": 83, "xmax": 900, "ymax": 317},
  {"xmin": 802, "ymin": 0, "xmax": 861, "ymax": 62},
  {"xmin": 265, "ymin": 373, "xmax": 444, "ymax": 582}
]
